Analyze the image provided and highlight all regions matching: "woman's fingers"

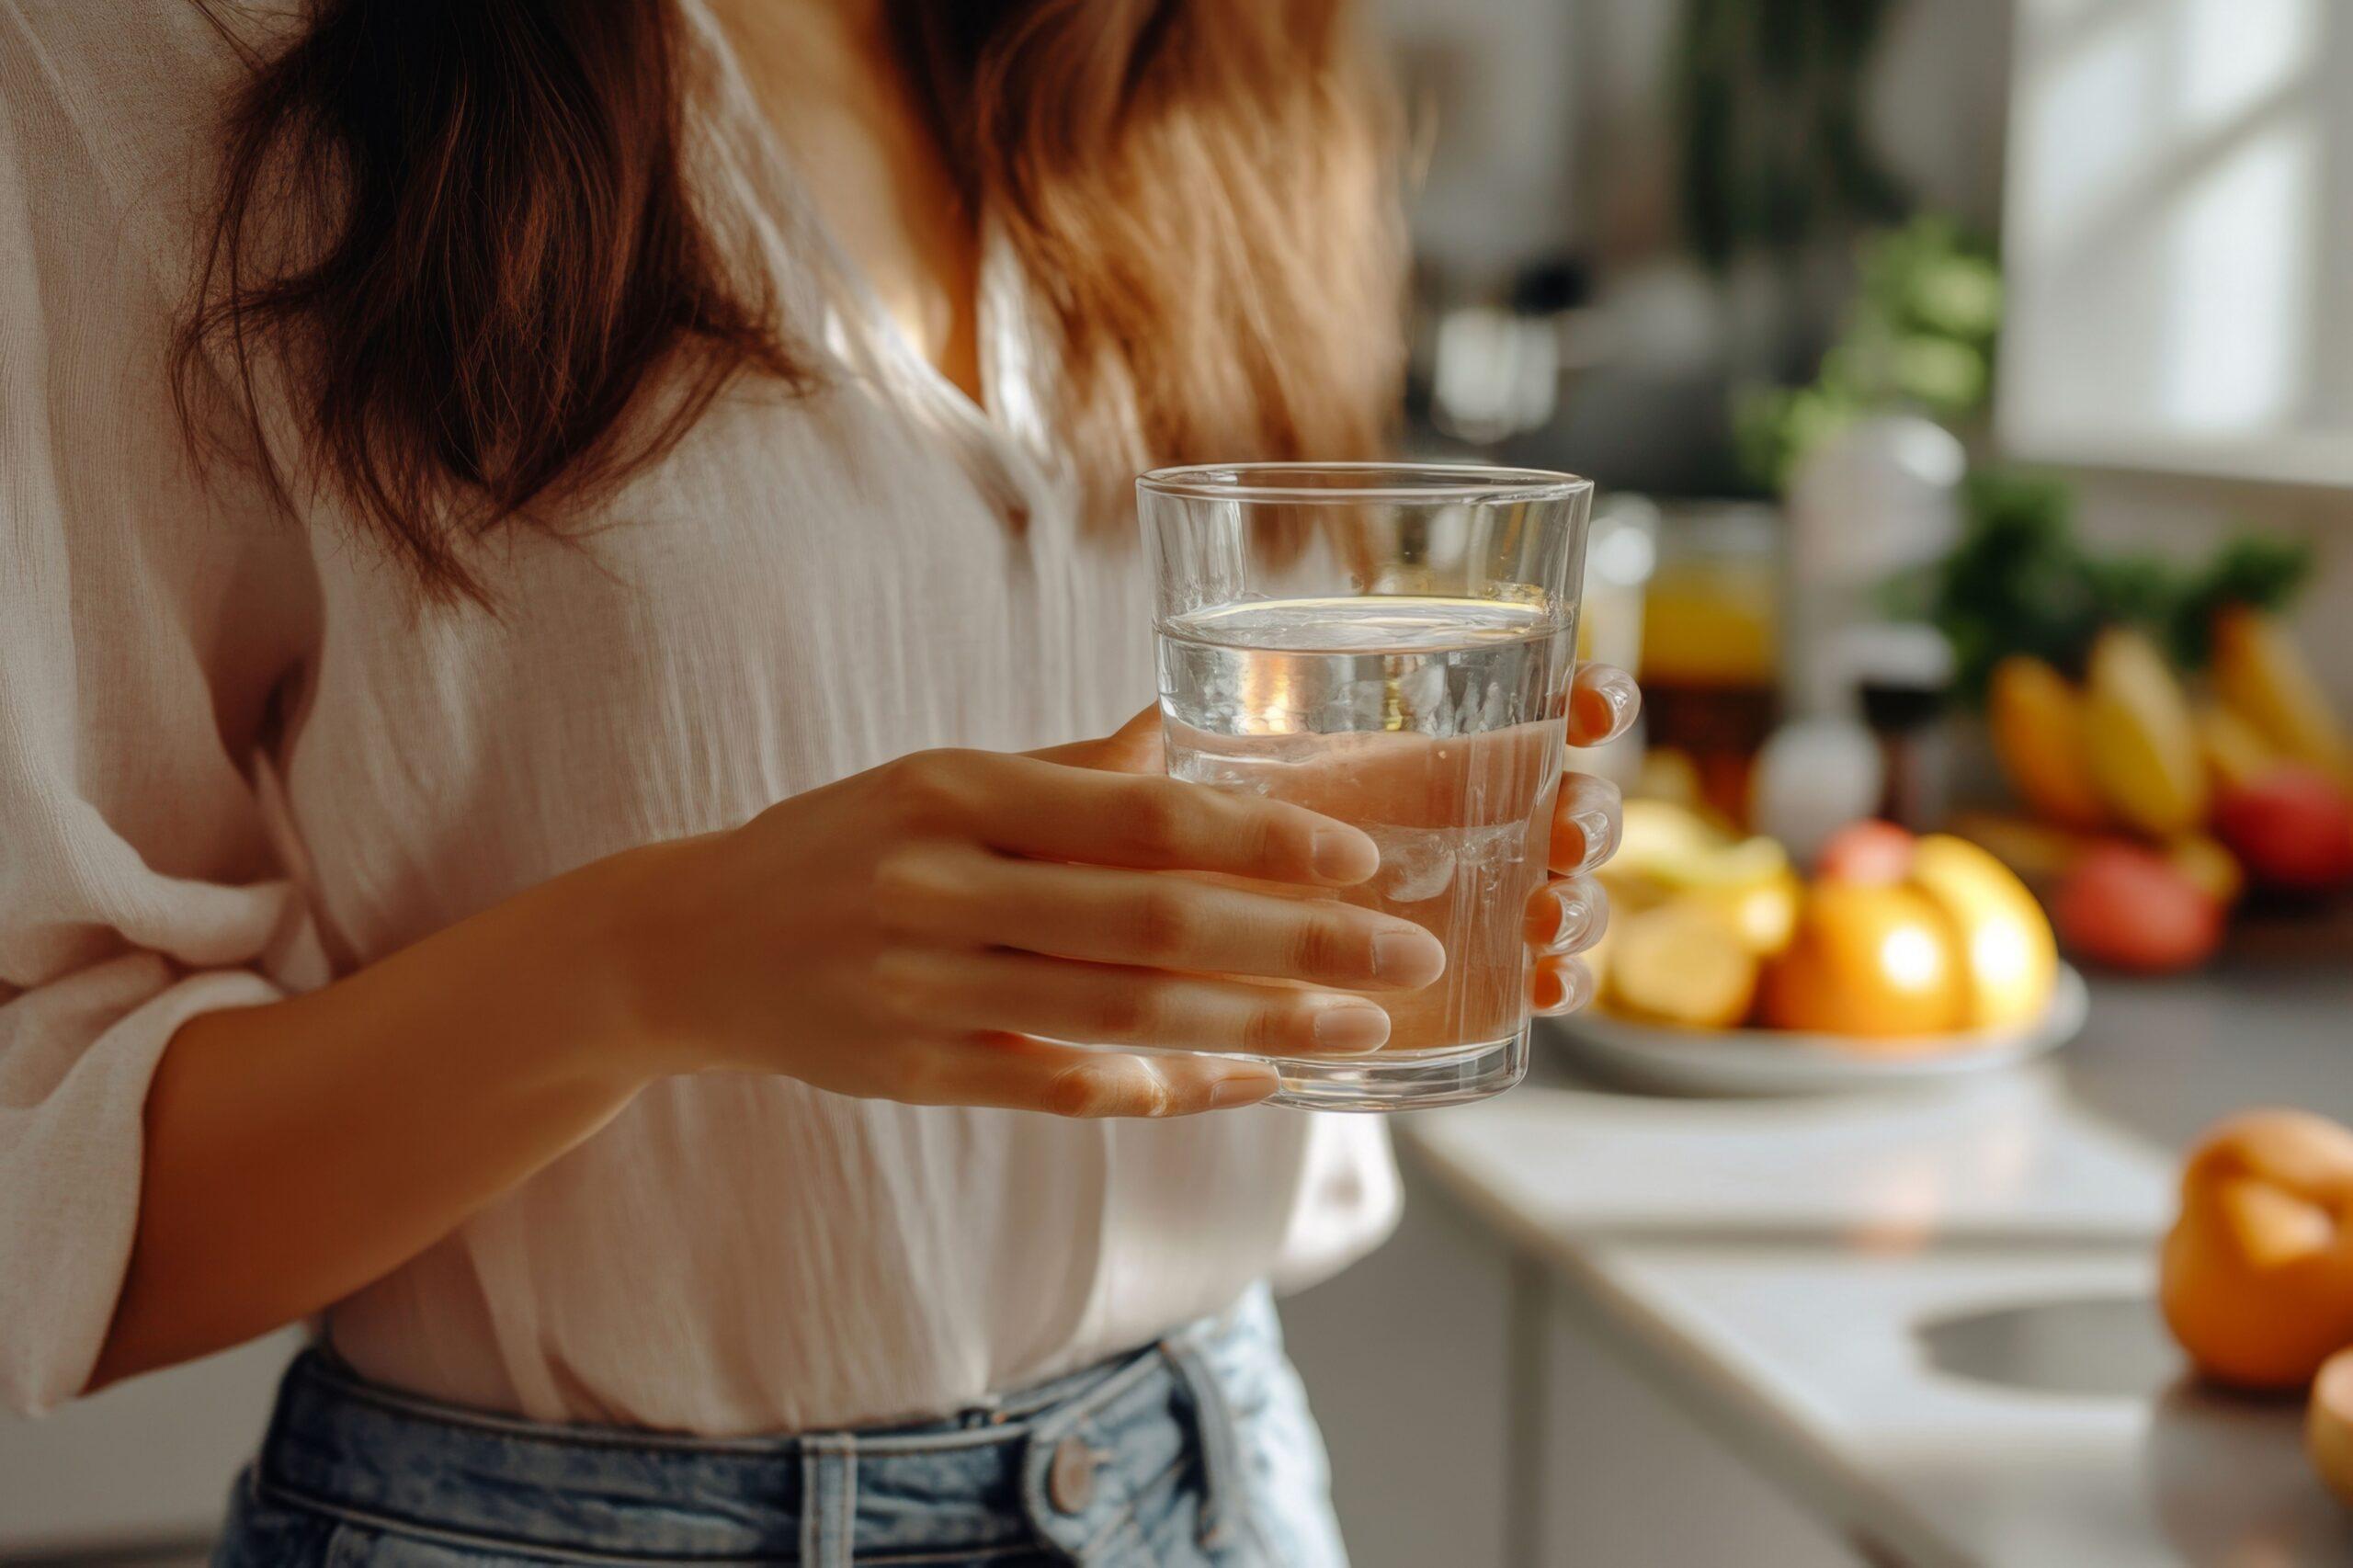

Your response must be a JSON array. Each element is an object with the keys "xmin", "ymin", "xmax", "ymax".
[
  {"xmin": 1524, "ymin": 874, "xmax": 1608, "ymax": 954},
  {"xmin": 1549, "ymin": 772, "xmax": 1622, "ymax": 873},
  {"xmin": 1529, "ymin": 956, "xmax": 1597, "ymax": 1017},
  {"xmin": 878, "ymin": 949, "xmax": 1392, "ymax": 1056},
  {"xmin": 904, "ymin": 1032, "xmax": 1280, "ymax": 1119},
  {"xmin": 1568, "ymin": 664, "xmax": 1641, "ymax": 747},
  {"xmin": 891, "ymin": 749, "xmax": 1380, "ymax": 886},
  {"xmin": 879, "ymin": 845, "xmax": 1447, "ymax": 991}
]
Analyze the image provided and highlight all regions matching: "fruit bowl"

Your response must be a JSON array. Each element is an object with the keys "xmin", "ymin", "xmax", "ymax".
[{"xmin": 1543, "ymin": 962, "xmax": 2088, "ymax": 1097}]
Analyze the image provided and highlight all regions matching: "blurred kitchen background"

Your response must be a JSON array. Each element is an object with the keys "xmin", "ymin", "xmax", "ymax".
[{"xmin": 11, "ymin": 0, "xmax": 2353, "ymax": 1563}]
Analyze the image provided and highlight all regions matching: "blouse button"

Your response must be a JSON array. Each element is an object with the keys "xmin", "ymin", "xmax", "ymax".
[{"xmin": 1048, "ymin": 1435, "xmax": 1097, "ymax": 1513}]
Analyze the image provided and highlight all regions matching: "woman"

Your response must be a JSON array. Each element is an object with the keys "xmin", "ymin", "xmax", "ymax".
[{"xmin": 0, "ymin": 2, "xmax": 1632, "ymax": 1562}]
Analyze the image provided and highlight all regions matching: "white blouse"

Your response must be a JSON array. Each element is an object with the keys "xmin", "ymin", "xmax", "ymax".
[{"xmin": 0, "ymin": 1, "xmax": 1397, "ymax": 1431}]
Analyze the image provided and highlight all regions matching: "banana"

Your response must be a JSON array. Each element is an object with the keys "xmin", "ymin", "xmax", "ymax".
[
  {"xmin": 2084, "ymin": 628, "xmax": 2209, "ymax": 837},
  {"xmin": 2166, "ymin": 834, "xmax": 2245, "ymax": 906},
  {"xmin": 2211, "ymin": 608, "xmax": 2353, "ymax": 789},
  {"xmin": 1988, "ymin": 655, "xmax": 2108, "ymax": 829},
  {"xmin": 2193, "ymin": 700, "xmax": 2279, "ymax": 793},
  {"xmin": 1948, "ymin": 810, "xmax": 2089, "ymax": 890}
]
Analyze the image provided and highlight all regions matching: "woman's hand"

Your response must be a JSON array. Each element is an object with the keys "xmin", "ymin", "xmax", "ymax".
[
  {"xmin": 605, "ymin": 663, "xmax": 1636, "ymax": 1121},
  {"xmin": 1524, "ymin": 664, "xmax": 1640, "ymax": 1017},
  {"xmin": 603, "ymin": 722, "xmax": 1448, "ymax": 1119}
]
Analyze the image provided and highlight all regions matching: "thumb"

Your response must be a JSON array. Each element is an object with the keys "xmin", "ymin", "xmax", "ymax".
[{"xmin": 1027, "ymin": 705, "xmax": 1165, "ymax": 774}]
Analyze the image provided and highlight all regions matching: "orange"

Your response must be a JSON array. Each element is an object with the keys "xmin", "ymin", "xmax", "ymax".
[
  {"xmin": 1908, "ymin": 834, "xmax": 2058, "ymax": 1030},
  {"xmin": 2310, "ymin": 1346, "xmax": 2353, "ymax": 1506},
  {"xmin": 2160, "ymin": 1110, "xmax": 2353, "ymax": 1390},
  {"xmin": 1757, "ymin": 882, "xmax": 1965, "ymax": 1044},
  {"xmin": 1604, "ymin": 902, "xmax": 1758, "ymax": 1029}
]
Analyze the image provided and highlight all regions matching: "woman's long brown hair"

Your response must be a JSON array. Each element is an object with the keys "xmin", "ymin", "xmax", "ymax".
[{"xmin": 176, "ymin": 1, "xmax": 1403, "ymax": 604}]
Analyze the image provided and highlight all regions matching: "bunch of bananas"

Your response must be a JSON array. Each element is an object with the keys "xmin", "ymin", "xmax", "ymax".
[
  {"xmin": 1983, "ymin": 608, "xmax": 2353, "ymax": 967},
  {"xmin": 1993, "ymin": 610, "xmax": 2348, "ymax": 834}
]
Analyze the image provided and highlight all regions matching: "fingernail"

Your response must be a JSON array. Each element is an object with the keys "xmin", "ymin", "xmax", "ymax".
[
  {"xmin": 1210, "ymin": 1074, "xmax": 1276, "ymax": 1109},
  {"xmin": 1574, "ymin": 672, "xmax": 1641, "ymax": 742},
  {"xmin": 1312, "ymin": 828, "xmax": 1378, "ymax": 884},
  {"xmin": 1570, "ymin": 807, "xmax": 1619, "ymax": 871},
  {"xmin": 1372, "ymin": 929, "xmax": 1446, "ymax": 986},
  {"xmin": 1312, "ymin": 1004, "xmax": 1391, "ymax": 1053},
  {"xmin": 1533, "ymin": 960, "xmax": 1593, "ymax": 1017},
  {"xmin": 1541, "ymin": 893, "xmax": 1595, "ymax": 953},
  {"xmin": 1534, "ymin": 881, "xmax": 1609, "ymax": 950},
  {"xmin": 1525, "ymin": 881, "xmax": 1586, "ymax": 945}
]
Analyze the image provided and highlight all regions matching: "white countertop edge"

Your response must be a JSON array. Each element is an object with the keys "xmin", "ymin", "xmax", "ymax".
[{"xmin": 1402, "ymin": 1127, "xmax": 1971, "ymax": 1568}]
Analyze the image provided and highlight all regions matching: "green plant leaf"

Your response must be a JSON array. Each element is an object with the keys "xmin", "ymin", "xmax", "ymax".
[{"xmin": 1924, "ymin": 472, "xmax": 2317, "ymax": 697}]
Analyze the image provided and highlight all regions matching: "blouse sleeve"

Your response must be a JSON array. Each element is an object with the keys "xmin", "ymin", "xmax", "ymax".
[{"xmin": 0, "ymin": 24, "xmax": 321, "ymax": 1413}]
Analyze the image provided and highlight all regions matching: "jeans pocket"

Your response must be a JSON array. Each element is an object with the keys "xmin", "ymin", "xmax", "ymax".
[{"xmin": 211, "ymin": 1471, "xmax": 345, "ymax": 1568}]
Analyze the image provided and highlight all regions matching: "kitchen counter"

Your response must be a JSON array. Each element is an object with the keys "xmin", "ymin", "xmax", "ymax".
[{"xmin": 1400, "ymin": 957, "xmax": 2353, "ymax": 1566}]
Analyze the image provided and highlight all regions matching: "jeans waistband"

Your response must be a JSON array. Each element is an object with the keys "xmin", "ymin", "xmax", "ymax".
[{"xmin": 252, "ymin": 1299, "xmax": 1259, "ymax": 1567}]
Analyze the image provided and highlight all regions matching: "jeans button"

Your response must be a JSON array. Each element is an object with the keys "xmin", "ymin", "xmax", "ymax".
[{"xmin": 1048, "ymin": 1435, "xmax": 1097, "ymax": 1513}]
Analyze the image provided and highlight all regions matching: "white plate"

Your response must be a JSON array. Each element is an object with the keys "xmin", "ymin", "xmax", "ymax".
[{"xmin": 1542, "ymin": 964, "xmax": 2090, "ymax": 1097}]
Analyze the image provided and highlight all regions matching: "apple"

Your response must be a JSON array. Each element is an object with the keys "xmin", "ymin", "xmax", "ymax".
[
  {"xmin": 2050, "ymin": 843, "xmax": 2223, "ymax": 973},
  {"xmin": 1814, "ymin": 820, "xmax": 1915, "ymax": 885},
  {"xmin": 2212, "ymin": 767, "xmax": 2353, "ymax": 895}
]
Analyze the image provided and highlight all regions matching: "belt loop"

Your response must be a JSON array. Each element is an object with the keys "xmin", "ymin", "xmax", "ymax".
[
  {"xmin": 799, "ymin": 1432, "xmax": 857, "ymax": 1567},
  {"xmin": 1158, "ymin": 1335, "xmax": 1241, "ymax": 1551}
]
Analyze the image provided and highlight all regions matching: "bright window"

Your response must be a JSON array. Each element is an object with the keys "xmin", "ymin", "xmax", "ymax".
[{"xmin": 1999, "ymin": 0, "xmax": 2351, "ymax": 485}]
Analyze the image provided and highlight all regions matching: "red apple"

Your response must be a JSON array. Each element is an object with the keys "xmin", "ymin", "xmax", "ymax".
[
  {"xmin": 2212, "ymin": 767, "xmax": 2353, "ymax": 895},
  {"xmin": 1814, "ymin": 820, "xmax": 1915, "ymax": 885},
  {"xmin": 2051, "ymin": 843, "xmax": 2225, "ymax": 973}
]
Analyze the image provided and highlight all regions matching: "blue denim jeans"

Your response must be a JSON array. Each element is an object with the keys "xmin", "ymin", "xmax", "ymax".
[{"xmin": 213, "ymin": 1287, "xmax": 1345, "ymax": 1566}]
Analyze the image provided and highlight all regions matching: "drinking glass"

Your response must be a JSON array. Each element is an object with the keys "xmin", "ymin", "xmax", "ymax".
[{"xmin": 1138, "ymin": 463, "xmax": 1594, "ymax": 1111}]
